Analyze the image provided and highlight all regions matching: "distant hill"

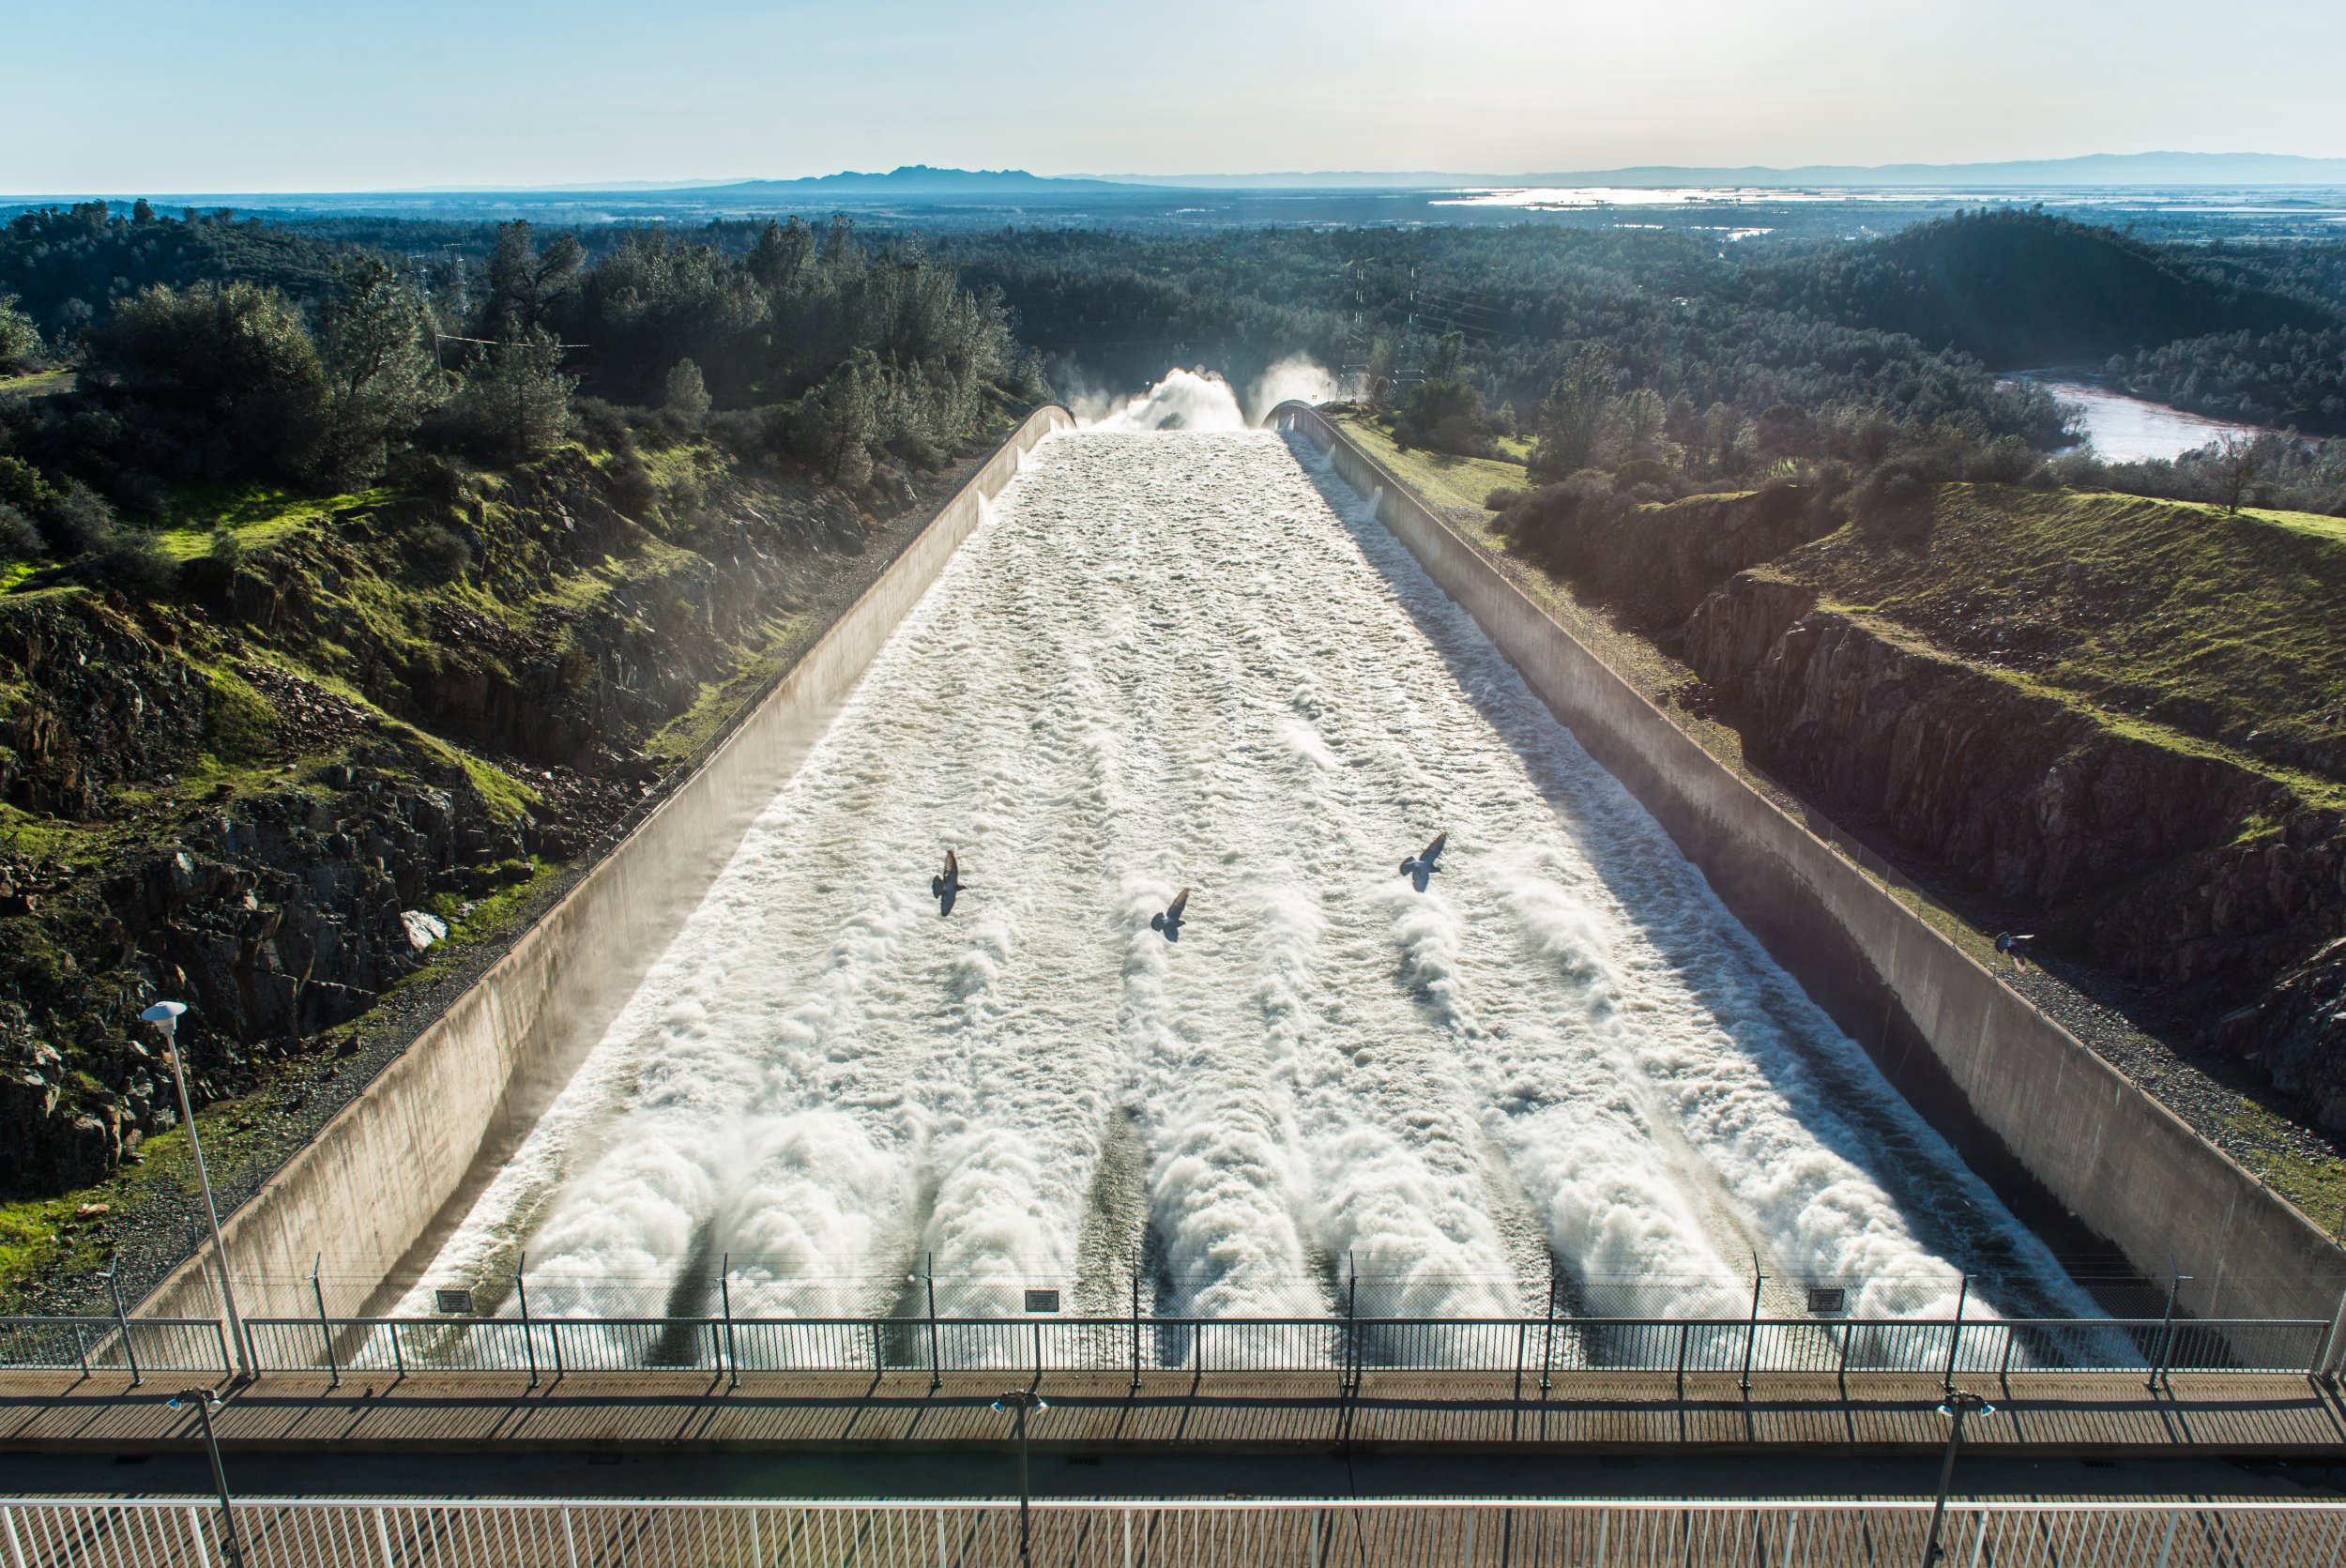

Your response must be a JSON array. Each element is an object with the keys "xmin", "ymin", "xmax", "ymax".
[
  {"xmin": 674, "ymin": 165, "xmax": 1141, "ymax": 199},
  {"xmin": 1768, "ymin": 208, "xmax": 2342, "ymax": 366}
]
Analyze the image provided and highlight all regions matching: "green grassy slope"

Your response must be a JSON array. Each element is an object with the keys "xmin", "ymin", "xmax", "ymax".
[{"xmin": 1774, "ymin": 485, "xmax": 2346, "ymax": 789}]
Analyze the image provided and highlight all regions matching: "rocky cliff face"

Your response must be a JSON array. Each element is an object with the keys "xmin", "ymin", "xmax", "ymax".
[{"xmin": 1678, "ymin": 568, "xmax": 2346, "ymax": 1123}]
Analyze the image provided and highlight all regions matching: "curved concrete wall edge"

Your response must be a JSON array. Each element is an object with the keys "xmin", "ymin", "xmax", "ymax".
[
  {"xmin": 1272, "ymin": 401, "xmax": 2346, "ymax": 1329},
  {"xmin": 143, "ymin": 405, "xmax": 1075, "ymax": 1321}
]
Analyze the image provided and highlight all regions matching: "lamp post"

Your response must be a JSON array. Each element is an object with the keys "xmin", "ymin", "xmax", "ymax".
[
  {"xmin": 1923, "ymin": 1390, "xmax": 1994, "ymax": 1566},
  {"xmin": 992, "ymin": 1389, "xmax": 1048, "ymax": 1564},
  {"xmin": 141, "ymin": 1002, "xmax": 251, "ymax": 1379},
  {"xmin": 169, "ymin": 1386, "xmax": 243, "ymax": 1568}
]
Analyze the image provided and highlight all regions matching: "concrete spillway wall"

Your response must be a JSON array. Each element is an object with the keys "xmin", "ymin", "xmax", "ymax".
[
  {"xmin": 145, "ymin": 406, "xmax": 1075, "ymax": 1323},
  {"xmin": 1277, "ymin": 402, "xmax": 2346, "ymax": 1333}
]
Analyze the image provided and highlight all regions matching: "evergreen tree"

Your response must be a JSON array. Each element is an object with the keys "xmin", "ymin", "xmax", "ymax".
[
  {"xmin": 314, "ymin": 256, "xmax": 442, "ymax": 483},
  {"xmin": 0, "ymin": 294, "xmax": 38, "ymax": 373},
  {"xmin": 664, "ymin": 357, "xmax": 711, "ymax": 418},
  {"xmin": 1531, "ymin": 345, "xmax": 1615, "ymax": 479},
  {"xmin": 453, "ymin": 327, "xmax": 573, "ymax": 463}
]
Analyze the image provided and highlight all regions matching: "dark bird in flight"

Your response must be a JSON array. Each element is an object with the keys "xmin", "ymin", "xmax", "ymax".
[
  {"xmin": 1150, "ymin": 887, "xmax": 1190, "ymax": 942},
  {"xmin": 1400, "ymin": 831, "xmax": 1448, "ymax": 892},
  {"xmin": 931, "ymin": 849, "xmax": 966, "ymax": 915}
]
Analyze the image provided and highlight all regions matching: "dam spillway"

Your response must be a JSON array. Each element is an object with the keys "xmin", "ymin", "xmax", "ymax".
[{"xmin": 404, "ymin": 425, "xmax": 2090, "ymax": 1334}]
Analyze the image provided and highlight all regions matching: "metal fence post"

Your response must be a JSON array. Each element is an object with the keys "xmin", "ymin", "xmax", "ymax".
[
  {"xmin": 2314, "ymin": 1286, "xmax": 2346, "ymax": 1380},
  {"xmin": 1345, "ymin": 1263, "xmax": 1359, "ymax": 1398},
  {"xmin": 722, "ymin": 1252, "xmax": 739, "ymax": 1389},
  {"xmin": 372, "ymin": 1504, "xmax": 393, "ymax": 1568},
  {"xmin": 312, "ymin": 1255, "xmax": 340, "ymax": 1389},
  {"xmin": 106, "ymin": 1266, "xmax": 141, "ymax": 1387},
  {"xmin": 390, "ymin": 1318, "xmax": 404, "ymax": 1380},
  {"xmin": 1835, "ymin": 1319, "xmax": 1851, "ymax": 1398},
  {"xmin": 1512, "ymin": 1321, "xmax": 1526, "ymax": 1404},
  {"xmin": 2148, "ymin": 1266, "xmax": 2180, "ymax": 1393},
  {"xmin": 1941, "ymin": 1274, "xmax": 1969, "ymax": 1398},
  {"xmin": 1128, "ymin": 1267, "xmax": 1141, "ymax": 1395},
  {"xmin": 71, "ymin": 1322, "xmax": 88, "ymax": 1378},
  {"xmin": 1676, "ymin": 1322, "xmax": 1689, "ymax": 1403},
  {"xmin": 1738, "ymin": 1256, "xmax": 1763, "ymax": 1395},
  {"xmin": 1539, "ymin": 1263, "xmax": 1556, "ymax": 1397},
  {"xmin": 874, "ymin": 1319, "xmax": 887, "ymax": 1375},
  {"xmin": 927, "ymin": 1253, "xmax": 942, "ymax": 1394},
  {"xmin": 515, "ymin": 1254, "xmax": 539, "ymax": 1388}
]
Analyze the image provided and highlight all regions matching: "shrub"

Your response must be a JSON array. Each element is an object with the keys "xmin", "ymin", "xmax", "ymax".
[
  {"xmin": 38, "ymin": 480, "xmax": 119, "ymax": 556},
  {"xmin": 0, "ymin": 501, "xmax": 40, "ymax": 561},
  {"xmin": 406, "ymin": 523, "xmax": 472, "ymax": 582},
  {"xmin": 663, "ymin": 358, "xmax": 711, "ymax": 419},
  {"xmin": 1613, "ymin": 457, "xmax": 1676, "ymax": 491},
  {"xmin": 1485, "ymin": 485, "xmax": 1531, "ymax": 512}
]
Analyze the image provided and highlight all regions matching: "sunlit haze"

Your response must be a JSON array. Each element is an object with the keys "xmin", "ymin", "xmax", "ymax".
[{"xmin": 7, "ymin": 0, "xmax": 2344, "ymax": 192}]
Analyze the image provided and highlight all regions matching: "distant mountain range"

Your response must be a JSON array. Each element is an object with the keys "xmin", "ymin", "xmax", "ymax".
[{"xmin": 675, "ymin": 165, "xmax": 1137, "ymax": 196}]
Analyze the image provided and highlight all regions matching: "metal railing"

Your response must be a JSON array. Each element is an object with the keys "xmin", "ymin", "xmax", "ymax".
[
  {"xmin": 5, "ymin": 1496, "xmax": 2344, "ymax": 1567},
  {"xmin": 198, "ymin": 1310, "xmax": 2334, "ymax": 1383},
  {"xmin": 0, "ymin": 1318, "xmax": 231, "ymax": 1380}
]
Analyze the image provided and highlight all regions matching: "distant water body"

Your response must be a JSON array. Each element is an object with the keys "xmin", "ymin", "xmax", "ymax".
[{"xmin": 2008, "ymin": 374, "xmax": 2273, "ymax": 463}]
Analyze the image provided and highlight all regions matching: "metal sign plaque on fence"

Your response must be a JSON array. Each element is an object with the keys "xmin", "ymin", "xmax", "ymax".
[
  {"xmin": 1023, "ymin": 1288, "xmax": 1060, "ymax": 1314},
  {"xmin": 434, "ymin": 1288, "xmax": 475, "ymax": 1316},
  {"xmin": 1806, "ymin": 1286, "xmax": 1846, "ymax": 1315}
]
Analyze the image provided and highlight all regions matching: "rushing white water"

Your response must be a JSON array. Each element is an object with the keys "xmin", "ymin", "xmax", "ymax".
[{"xmin": 406, "ymin": 425, "xmax": 2092, "ymax": 1336}]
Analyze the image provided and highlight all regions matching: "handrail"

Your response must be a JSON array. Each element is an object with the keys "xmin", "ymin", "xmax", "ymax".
[{"xmin": 3, "ymin": 1493, "xmax": 2339, "ymax": 1568}]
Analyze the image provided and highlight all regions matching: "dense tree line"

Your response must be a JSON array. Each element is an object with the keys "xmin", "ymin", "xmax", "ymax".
[
  {"xmin": 0, "ymin": 206, "xmax": 1036, "ymax": 583},
  {"xmin": 0, "ymin": 202, "xmax": 351, "ymax": 345},
  {"xmin": 2105, "ymin": 326, "xmax": 2346, "ymax": 434}
]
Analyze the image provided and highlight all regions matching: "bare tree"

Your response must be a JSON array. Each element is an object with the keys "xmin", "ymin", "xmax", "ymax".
[{"xmin": 2217, "ymin": 434, "xmax": 2261, "ymax": 514}]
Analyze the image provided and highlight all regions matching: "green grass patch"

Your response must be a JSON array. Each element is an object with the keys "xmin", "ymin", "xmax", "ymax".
[
  {"xmin": 1334, "ymin": 413, "xmax": 1531, "ymax": 518},
  {"xmin": 1775, "ymin": 484, "xmax": 2346, "ymax": 786},
  {"xmin": 150, "ymin": 482, "xmax": 394, "ymax": 560},
  {"xmin": 0, "ymin": 368, "xmax": 73, "ymax": 398},
  {"xmin": 2224, "ymin": 1099, "xmax": 2346, "ymax": 1237}
]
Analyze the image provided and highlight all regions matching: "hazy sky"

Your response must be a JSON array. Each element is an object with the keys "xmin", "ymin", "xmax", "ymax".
[{"xmin": 7, "ymin": 0, "xmax": 2344, "ymax": 192}]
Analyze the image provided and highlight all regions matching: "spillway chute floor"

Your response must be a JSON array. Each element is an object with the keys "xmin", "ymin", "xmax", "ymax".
[{"xmin": 404, "ymin": 427, "xmax": 2093, "ymax": 1348}]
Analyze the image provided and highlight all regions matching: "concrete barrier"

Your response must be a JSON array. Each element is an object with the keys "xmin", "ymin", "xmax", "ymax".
[
  {"xmin": 1275, "ymin": 402, "xmax": 2346, "ymax": 1333},
  {"xmin": 145, "ymin": 406, "xmax": 1075, "ymax": 1324}
]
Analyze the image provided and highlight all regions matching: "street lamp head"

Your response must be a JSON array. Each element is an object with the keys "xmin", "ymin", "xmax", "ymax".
[
  {"xmin": 992, "ymin": 1391, "xmax": 1048, "ymax": 1413},
  {"xmin": 167, "ymin": 1388, "xmax": 221, "ymax": 1410},
  {"xmin": 141, "ymin": 1001, "xmax": 187, "ymax": 1029},
  {"xmin": 1937, "ymin": 1391, "xmax": 1994, "ymax": 1418}
]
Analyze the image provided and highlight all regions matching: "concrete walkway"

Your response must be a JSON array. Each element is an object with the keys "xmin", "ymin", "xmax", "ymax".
[{"xmin": 6, "ymin": 1368, "xmax": 2343, "ymax": 1459}]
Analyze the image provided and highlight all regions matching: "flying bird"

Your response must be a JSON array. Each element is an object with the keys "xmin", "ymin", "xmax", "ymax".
[
  {"xmin": 1150, "ymin": 887, "xmax": 1190, "ymax": 942},
  {"xmin": 931, "ymin": 849, "xmax": 966, "ymax": 915},
  {"xmin": 1400, "ymin": 831, "xmax": 1448, "ymax": 892}
]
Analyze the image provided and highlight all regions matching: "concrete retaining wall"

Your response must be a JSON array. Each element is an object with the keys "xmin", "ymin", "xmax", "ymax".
[
  {"xmin": 146, "ymin": 407, "xmax": 1074, "ymax": 1324},
  {"xmin": 1277, "ymin": 402, "xmax": 2346, "ymax": 1331}
]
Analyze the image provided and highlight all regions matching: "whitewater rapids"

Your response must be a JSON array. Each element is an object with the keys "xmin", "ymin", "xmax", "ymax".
[{"xmin": 406, "ymin": 425, "xmax": 2091, "ymax": 1332}]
